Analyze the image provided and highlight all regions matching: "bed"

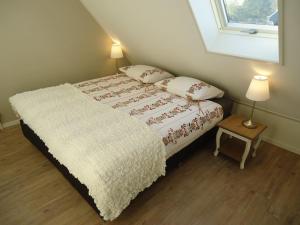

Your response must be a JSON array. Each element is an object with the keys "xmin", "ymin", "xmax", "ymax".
[{"xmin": 13, "ymin": 73, "xmax": 232, "ymax": 220}]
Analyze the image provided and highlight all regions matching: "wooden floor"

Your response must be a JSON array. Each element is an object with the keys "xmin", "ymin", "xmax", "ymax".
[{"xmin": 1, "ymin": 126, "xmax": 300, "ymax": 225}]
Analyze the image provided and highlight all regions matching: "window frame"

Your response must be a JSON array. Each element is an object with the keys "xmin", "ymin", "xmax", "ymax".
[
  {"xmin": 188, "ymin": 0, "xmax": 283, "ymax": 64},
  {"xmin": 211, "ymin": 0, "xmax": 278, "ymax": 36}
]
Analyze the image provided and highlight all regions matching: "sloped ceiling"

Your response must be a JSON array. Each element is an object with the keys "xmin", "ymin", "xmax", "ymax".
[{"xmin": 80, "ymin": 0, "xmax": 300, "ymax": 121}]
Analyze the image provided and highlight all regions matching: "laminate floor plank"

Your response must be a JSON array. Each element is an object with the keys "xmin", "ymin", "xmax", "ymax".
[{"xmin": 0, "ymin": 126, "xmax": 299, "ymax": 225}]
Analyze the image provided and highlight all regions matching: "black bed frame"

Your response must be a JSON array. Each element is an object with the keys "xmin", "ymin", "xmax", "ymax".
[{"xmin": 20, "ymin": 98, "xmax": 232, "ymax": 216}]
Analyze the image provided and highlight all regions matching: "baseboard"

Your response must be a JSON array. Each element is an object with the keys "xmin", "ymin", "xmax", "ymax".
[
  {"xmin": 262, "ymin": 136, "xmax": 299, "ymax": 155},
  {"xmin": 233, "ymin": 101, "xmax": 300, "ymax": 155},
  {"xmin": 3, "ymin": 119, "xmax": 20, "ymax": 128}
]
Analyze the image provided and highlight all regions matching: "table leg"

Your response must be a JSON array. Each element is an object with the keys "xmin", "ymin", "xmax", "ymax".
[
  {"xmin": 252, "ymin": 135, "xmax": 262, "ymax": 157},
  {"xmin": 214, "ymin": 128, "xmax": 222, "ymax": 156},
  {"xmin": 240, "ymin": 140, "xmax": 251, "ymax": 170}
]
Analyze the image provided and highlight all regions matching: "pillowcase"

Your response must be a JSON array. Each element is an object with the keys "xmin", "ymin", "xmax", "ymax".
[
  {"xmin": 155, "ymin": 76, "xmax": 224, "ymax": 100},
  {"xmin": 119, "ymin": 65, "xmax": 174, "ymax": 83}
]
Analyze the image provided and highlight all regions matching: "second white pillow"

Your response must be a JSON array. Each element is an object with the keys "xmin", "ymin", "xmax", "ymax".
[{"xmin": 155, "ymin": 76, "xmax": 224, "ymax": 100}]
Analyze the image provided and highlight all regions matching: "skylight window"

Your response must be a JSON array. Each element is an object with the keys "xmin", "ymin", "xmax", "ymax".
[
  {"xmin": 212, "ymin": 0, "xmax": 278, "ymax": 34},
  {"xmin": 188, "ymin": 0, "xmax": 282, "ymax": 63}
]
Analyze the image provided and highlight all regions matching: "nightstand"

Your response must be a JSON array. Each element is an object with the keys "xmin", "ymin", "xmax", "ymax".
[{"xmin": 214, "ymin": 115, "xmax": 267, "ymax": 169}]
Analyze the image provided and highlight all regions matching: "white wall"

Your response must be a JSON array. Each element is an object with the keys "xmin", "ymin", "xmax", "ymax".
[
  {"xmin": 0, "ymin": 0, "xmax": 128, "ymax": 125},
  {"xmin": 80, "ymin": 0, "xmax": 300, "ymax": 154}
]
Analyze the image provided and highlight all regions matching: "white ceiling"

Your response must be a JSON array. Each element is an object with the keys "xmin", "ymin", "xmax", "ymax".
[{"xmin": 80, "ymin": 0, "xmax": 300, "ymax": 121}]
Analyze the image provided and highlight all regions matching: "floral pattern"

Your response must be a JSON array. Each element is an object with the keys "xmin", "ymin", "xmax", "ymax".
[
  {"xmin": 75, "ymin": 74, "xmax": 224, "ymax": 151},
  {"xmin": 187, "ymin": 82, "xmax": 211, "ymax": 94},
  {"xmin": 93, "ymin": 84, "xmax": 147, "ymax": 101},
  {"xmin": 140, "ymin": 69, "xmax": 165, "ymax": 79},
  {"xmin": 146, "ymin": 103, "xmax": 193, "ymax": 125},
  {"xmin": 162, "ymin": 106, "xmax": 223, "ymax": 145},
  {"xmin": 129, "ymin": 95, "xmax": 177, "ymax": 116},
  {"xmin": 82, "ymin": 79, "xmax": 136, "ymax": 94},
  {"xmin": 112, "ymin": 89, "xmax": 161, "ymax": 109},
  {"xmin": 75, "ymin": 74, "xmax": 127, "ymax": 88}
]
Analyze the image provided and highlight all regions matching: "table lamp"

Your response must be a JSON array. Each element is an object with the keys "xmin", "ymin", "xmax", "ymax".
[
  {"xmin": 111, "ymin": 43, "xmax": 123, "ymax": 71},
  {"xmin": 243, "ymin": 75, "xmax": 270, "ymax": 129}
]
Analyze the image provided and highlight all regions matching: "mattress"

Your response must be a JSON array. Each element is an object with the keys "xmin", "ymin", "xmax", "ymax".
[{"xmin": 74, "ymin": 73, "xmax": 224, "ymax": 158}]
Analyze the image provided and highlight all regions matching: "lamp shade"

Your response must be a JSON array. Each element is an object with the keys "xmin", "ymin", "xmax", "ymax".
[
  {"xmin": 110, "ymin": 43, "xmax": 123, "ymax": 59},
  {"xmin": 246, "ymin": 75, "xmax": 270, "ymax": 101}
]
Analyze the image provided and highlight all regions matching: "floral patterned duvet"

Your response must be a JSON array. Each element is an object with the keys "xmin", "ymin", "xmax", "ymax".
[{"xmin": 74, "ymin": 73, "xmax": 223, "ymax": 158}]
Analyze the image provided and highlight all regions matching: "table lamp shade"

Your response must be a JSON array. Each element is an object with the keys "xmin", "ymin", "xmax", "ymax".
[
  {"xmin": 246, "ymin": 75, "xmax": 270, "ymax": 101},
  {"xmin": 111, "ymin": 43, "xmax": 123, "ymax": 59}
]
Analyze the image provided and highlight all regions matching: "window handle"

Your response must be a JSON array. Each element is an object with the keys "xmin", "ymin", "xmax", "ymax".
[{"xmin": 240, "ymin": 29, "xmax": 258, "ymax": 34}]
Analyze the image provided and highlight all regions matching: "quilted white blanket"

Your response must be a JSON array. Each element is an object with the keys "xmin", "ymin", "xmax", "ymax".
[{"xmin": 10, "ymin": 84, "xmax": 166, "ymax": 221}]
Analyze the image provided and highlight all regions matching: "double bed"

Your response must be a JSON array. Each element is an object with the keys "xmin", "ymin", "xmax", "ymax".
[{"xmin": 13, "ymin": 73, "xmax": 232, "ymax": 220}]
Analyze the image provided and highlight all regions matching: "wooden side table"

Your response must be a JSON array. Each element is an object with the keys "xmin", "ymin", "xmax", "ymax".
[{"xmin": 214, "ymin": 115, "xmax": 267, "ymax": 169}]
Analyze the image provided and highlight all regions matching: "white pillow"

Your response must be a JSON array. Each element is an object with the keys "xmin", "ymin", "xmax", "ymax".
[
  {"xmin": 119, "ymin": 65, "xmax": 174, "ymax": 83},
  {"xmin": 155, "ymin": 76, "xmax": 224, "ymax": 100}
]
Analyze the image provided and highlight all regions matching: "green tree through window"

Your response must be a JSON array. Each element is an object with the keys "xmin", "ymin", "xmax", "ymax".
[{"xmin": 223, "ymin": 0, "xmax": 278, "ymax": 25}]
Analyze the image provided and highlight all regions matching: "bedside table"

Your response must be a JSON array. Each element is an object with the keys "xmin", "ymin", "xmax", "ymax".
[{"xmin": 214, "ymin": 115, "xmax": 267, "ymax": 169}]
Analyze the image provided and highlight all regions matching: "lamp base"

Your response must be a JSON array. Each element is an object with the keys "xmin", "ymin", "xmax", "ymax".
[{"xmin": 242, "ymin": 119, "xmax": 257, "ymax": 129}]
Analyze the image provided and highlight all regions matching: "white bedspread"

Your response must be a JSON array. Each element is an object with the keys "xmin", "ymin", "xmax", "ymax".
[{"xmin": 10, "ymin": 84, "xmax": 166, "ymax": 221}]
